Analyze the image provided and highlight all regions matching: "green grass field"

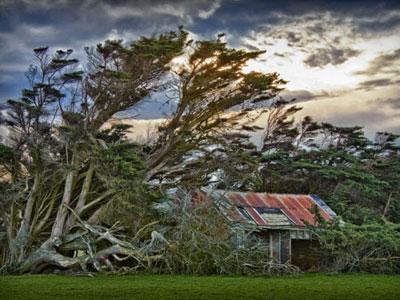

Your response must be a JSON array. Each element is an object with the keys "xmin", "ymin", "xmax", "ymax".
[{"xmin": 1, "ymin": 273, "xmax": 400, "ymax": 300}]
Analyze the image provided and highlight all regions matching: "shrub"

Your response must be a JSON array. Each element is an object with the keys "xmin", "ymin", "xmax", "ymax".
[{"xmin": 312, "ymin": 220, "xmax": 400, "ymax": 273}]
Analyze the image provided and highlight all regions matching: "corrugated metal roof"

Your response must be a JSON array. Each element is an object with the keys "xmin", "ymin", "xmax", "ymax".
[{"xmin": 198, "ymin": 190, "xmax": 335, "ymax": 228}]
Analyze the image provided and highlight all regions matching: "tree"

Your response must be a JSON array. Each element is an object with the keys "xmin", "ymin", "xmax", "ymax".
[
  {"xmin": 255, "ymin": 119, "xmax": 400, "ymax": 225},
  {"xmin": 0, "ymin": 29, "xmax": 288, "ymax": 273},
  {"xmin": 144, "ymin": 35, "xmax": 286, "ymax": 187},
  {"xmin": 0, "ymin": 30, "xmax": 186, "ymax": 271}
]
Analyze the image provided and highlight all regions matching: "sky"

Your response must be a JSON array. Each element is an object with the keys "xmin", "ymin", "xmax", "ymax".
[{"xmin": 0, "ymin": 0, "xmax": 399, "ymax": 138}]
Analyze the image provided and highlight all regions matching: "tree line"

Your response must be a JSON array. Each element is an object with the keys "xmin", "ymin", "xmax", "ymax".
[{"xmin": 0, "ymin": 29, "xmax": 399, "ymax": 274}]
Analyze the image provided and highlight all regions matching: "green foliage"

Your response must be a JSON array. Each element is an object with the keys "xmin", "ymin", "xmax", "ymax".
[
  {"xmin": 86, "ymin": 30, "xmax": 187, "ymax": 130},
  {"xmin": 257, "ymin": 121, "xmax": 400, "ymax": 225},
  {"xmin": 313, "ymin": 221, "xmax": 400, "ymax": 273},
  {"xmin": 61, "ymin": 71, "xmax": 84, "ymax": 81},
  {"xmin": 95, "ymin": 143, "xmax": 146, "ymax": 188},
  {"xmin": 131, "ymin": 29, "xmax": 187, "ymax": 61},
  {"xmin": 0, "ymin": 144, "xmax": 16, "ymax": 164},
  {"xmin": 147, "ymin": 34, "xmax": 287, "ymax": 187}
]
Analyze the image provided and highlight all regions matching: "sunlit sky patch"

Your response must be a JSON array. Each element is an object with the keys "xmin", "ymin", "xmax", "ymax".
[{"xmin": 0, "ymin": 0, "xmax": 399, "ymax": 138}]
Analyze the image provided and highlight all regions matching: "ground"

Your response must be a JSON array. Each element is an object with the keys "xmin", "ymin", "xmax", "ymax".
[{"xmin": 1, "ymin": 273, "xmax": 400, "ymax": 300}]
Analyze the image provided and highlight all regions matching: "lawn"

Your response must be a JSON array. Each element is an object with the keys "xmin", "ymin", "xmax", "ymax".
[{"xmin": 1, "ymin": 273, "xmax": 400, "ymax": 300}]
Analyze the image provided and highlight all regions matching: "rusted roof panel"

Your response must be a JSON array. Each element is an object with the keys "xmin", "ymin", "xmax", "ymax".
[
  {"xmin": 204, "ymin": 190, "xmax": 335, "ymax": 227},
  {"xmin": 246, "ymin": 207, "xmax": 267, "ymax": 225}
]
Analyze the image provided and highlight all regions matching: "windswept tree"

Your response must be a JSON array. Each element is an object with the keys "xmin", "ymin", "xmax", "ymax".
[
  {"xmin": 145, "ymin": 35, "xmax": 286, "ymax": 186},
  {"xmin": 0, "ymin": 29, "xmax": 288, "ymax": 273}
]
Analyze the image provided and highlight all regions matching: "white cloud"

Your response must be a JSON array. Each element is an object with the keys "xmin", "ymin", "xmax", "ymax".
[
  {"xmin": 198, "ymin": 0, "xmax": 221, "ymax": 19},
  {"xmin": 240, "ymin": 12, "xmax": 400, "ymax": 93},
  {"xmin": 20, "ymin": 24, "xmax": 57, "ymax": 36},
  {"xmin": 101, "ymin": 0, "xmax": 220, "ymax": 23}
]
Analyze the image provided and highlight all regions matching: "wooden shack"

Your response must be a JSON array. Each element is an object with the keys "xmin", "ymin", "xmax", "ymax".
[{"xmin": 193, "ymin": 190, "xmax": 337, "ymax": 268}]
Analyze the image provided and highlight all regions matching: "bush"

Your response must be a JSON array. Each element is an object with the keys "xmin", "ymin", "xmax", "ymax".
[{"xmin": 312, "ymin": 220, "xmax": 400, "ymax": 273}]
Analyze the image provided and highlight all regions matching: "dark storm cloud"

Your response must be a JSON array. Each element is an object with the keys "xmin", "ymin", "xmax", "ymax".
[
  {"xmin": 358, "ymin": 78, "xmax": 400, "ymax": 90},
  {"xmin": 0, "ymin": 0, "xmax": 222, "ymax": 102},
  {"xmin": 192, "ymin": 0, "xmax": 400, "ymax": 36},
  {"xmin": 281, "ymin": 90, "xmax": 319, "ymax": 102},
  {"xmin": 281, "ymin": 90, "xmax": 315, "ymax": 101},
  {"xmin": 285, "ymin": 32, "xmax": 302, "ymax": 44},
  {"xmin": 0, "ymin": 0, "xmax": 222, "ymax": 49},
  {"xmin": 244, "ymin": 13, "xmax": 363, "ymax": 68},
  {"xmin": 233, "ymin": 1, "xmax": 399, "ymax": 71},
  {"xmin": 355, "ymin": 11, "xmax": 400, "ymax": 34},
  {"xmin": 281, "ymin": 89, "xmax": 347, "ymax": 104},
  {"xmin": 304, "ymin": 47, "xmax": 361, "ymax": 68},
  {"xmin": 354, "ymin": 49, "xmax": 400, "ymax": 76}
]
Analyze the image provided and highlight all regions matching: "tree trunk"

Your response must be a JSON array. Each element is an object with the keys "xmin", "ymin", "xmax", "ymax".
[
  {"xmin": 6, "ymin": 200, "xmax": 17, "ymax": 263},
  {"xmin": 51, "ymin": 155, "xmax": 78, "ymax": 238},
  {"xmin": 14, "ymin": 172, "xmax": 40, "ymax": 262},
  {"xmin": 66, "ymin": 161, "xmax": 94, "ymax": 229}
]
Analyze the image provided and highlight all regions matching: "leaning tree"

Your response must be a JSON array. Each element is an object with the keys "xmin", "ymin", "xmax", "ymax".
[{"xmin": 0, "ymin": 29, "xmax": 288, "ymax": 273}]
